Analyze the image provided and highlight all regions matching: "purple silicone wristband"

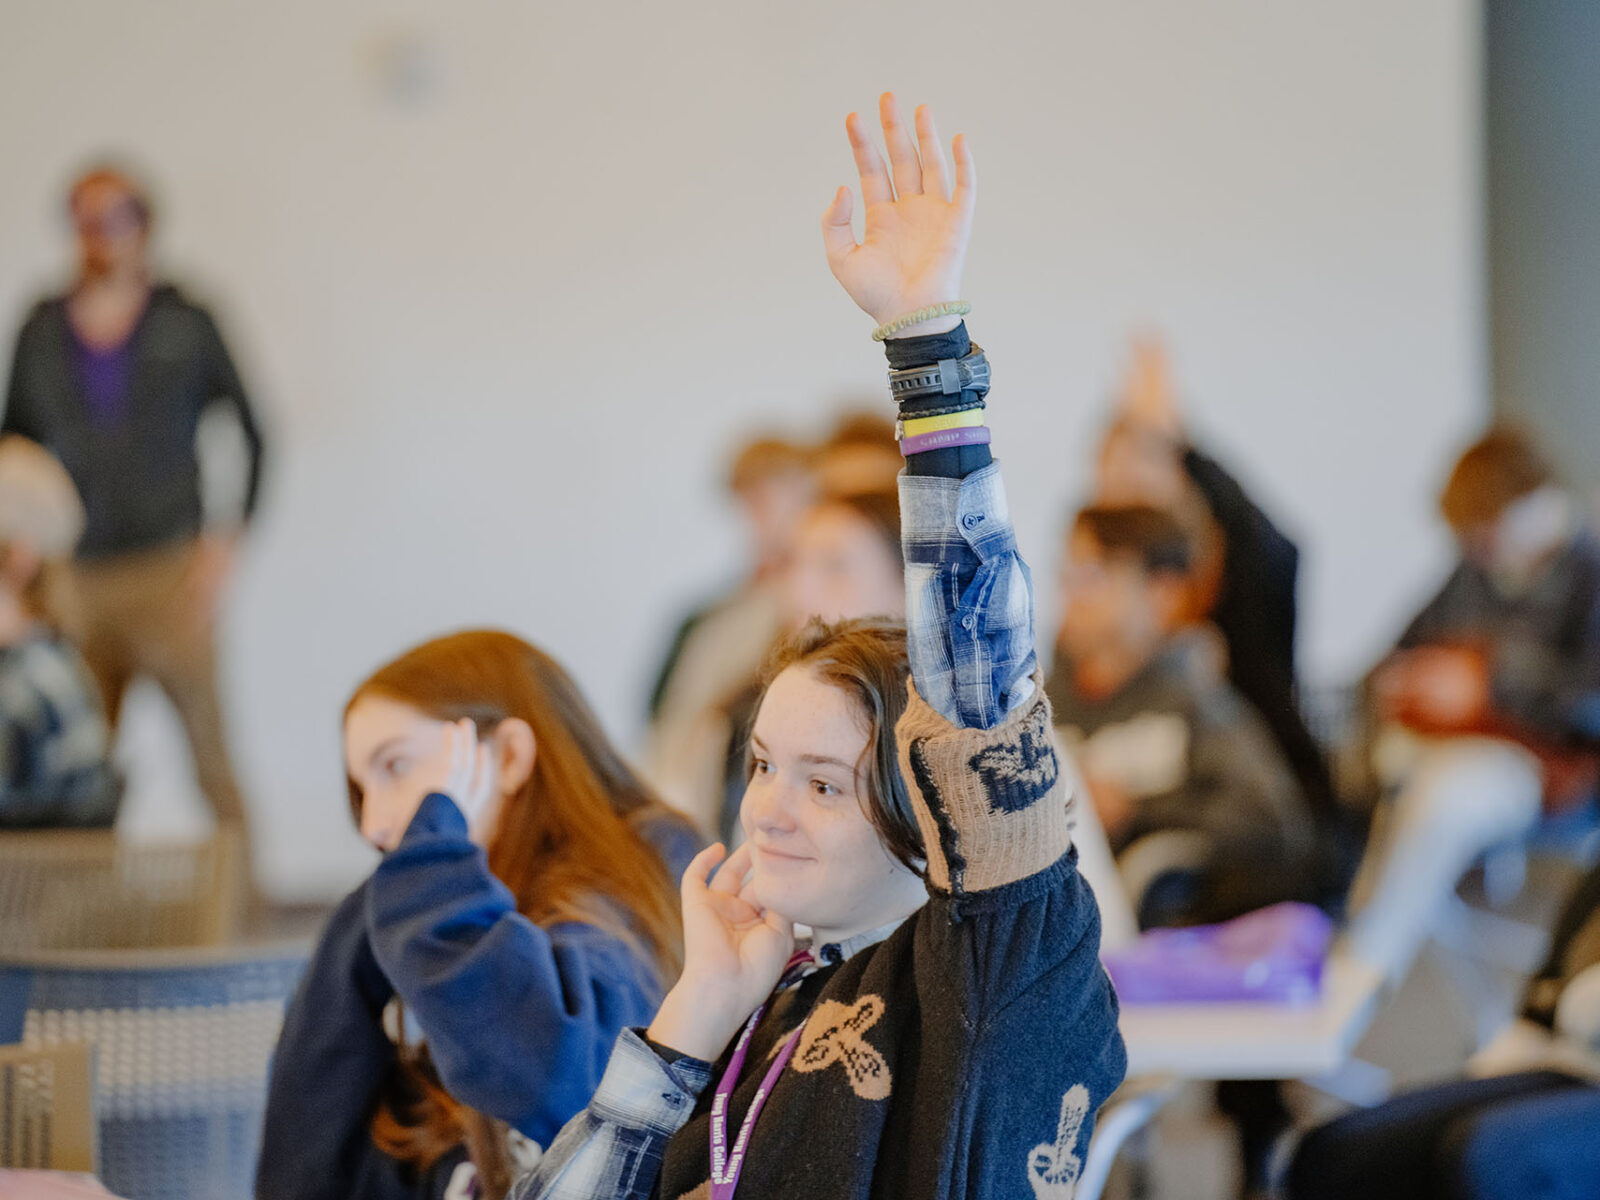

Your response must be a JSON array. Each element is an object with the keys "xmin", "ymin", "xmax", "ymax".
[{"xmin": 899, "ymin": 425, "xmax": 992, "ymax": 456}]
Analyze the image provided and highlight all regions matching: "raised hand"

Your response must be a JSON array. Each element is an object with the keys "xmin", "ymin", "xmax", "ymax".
[
  {"xmin": 1119, "ymin": 334, "xmax": 1183, "ymax": 440},
  {"xmin": 822, "ymin": 93, "xmax": 975, "ymax": 336},
  {"xmin": 647, "ymin": 843, "xmax": 795, "ymax": 1062}
]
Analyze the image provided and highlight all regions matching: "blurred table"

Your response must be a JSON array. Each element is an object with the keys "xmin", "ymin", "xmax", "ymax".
[{"xmin": 1118, "ymin": 952, "xmax": 1385, "ymax": 1080}]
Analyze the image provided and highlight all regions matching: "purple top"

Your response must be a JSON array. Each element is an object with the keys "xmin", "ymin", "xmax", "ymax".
[{"xmin": 68, "ymin": 326, "xmax": 136, "ymax": 428}]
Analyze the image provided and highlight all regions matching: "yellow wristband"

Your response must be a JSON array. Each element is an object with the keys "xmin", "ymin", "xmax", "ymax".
[{"xmin": 899, "ymin": 408, "xmax": 988, "ymax": 438}]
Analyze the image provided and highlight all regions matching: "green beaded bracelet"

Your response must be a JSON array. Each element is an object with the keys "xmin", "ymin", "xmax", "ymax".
[{"xmin": 870, "ymin": 301, "xmax": 972, "ymax": 342}]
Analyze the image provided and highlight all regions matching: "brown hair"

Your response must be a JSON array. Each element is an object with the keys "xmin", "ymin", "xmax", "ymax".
[
  {"xmin": 345, "ymin": 630, "xmax": 685, "ymax": 1197},
  {"xmin": 1073, "ymin": 504, "xmax": 1195, "ymax": 576},
  {"xmin": 727, "ymin": 435, "xmax": 812, "ymax": 494},
  {"xmin": 1439, "ymin": 426, "xmax": 1554, "ymax": 530},
  {"xmin": 813, "ymin": 411, "xmax": 901, "ymax": 497},
  {"xmin": 755, "ymin": 617, "xmax": 922, "ymax": 870}
]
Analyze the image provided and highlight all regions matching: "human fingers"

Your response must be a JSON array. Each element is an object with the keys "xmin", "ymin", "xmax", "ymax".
[
  {"xmin": 879, "ymin": 92, "xmax": 923, "ymax": 197},
  {"xmin": 913, "ymin": 103, "xmax": 949, "ymax": 199},
  {"xmin": 846, "ymin": 110, "xmax": 895, "ymax": 206}
]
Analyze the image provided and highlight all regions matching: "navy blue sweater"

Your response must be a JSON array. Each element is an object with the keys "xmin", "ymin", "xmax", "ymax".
[{"xmin": 256, "ymin": 793, "xmax": 700, "ymax": 1200}]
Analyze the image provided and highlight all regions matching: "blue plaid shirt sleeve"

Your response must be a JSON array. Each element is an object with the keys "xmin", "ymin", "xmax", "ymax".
[
  {"xmin": 898, "ymin": 461, "xmax": 1037, "ymax": 731},
  {"xmin": 508, "ymin": 1028, "xmax": 711, "ymax": 1200}
]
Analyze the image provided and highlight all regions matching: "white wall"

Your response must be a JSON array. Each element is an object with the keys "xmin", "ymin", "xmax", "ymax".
[{"xmin": 0, "ymin": 0, "xmax": 1485, "ymax": 900}]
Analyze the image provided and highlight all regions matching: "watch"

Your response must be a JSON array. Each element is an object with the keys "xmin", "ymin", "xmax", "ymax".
[{"xmin": 886, "ymin": 345, "xmax": 990, "ymax": 402}]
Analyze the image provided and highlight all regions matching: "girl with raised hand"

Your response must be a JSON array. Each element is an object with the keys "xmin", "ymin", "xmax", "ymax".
[
  {"xmin": 510, "ymin": 94, "xmax": 1125, "ymax": 1200},
  {"xmin": 258, "ymin": 631, "xmax": 701, "ymax": 1200}
]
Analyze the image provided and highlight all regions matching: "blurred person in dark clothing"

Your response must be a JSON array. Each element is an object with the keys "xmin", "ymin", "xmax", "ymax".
[
  {"xmin": 2, "ymin": 166, "xmax": 265, "ymax": 862},
  {"xmin": 1374, "ymin": 427, "xmax": 1600, "ymax": 807},
  {"xmin": 1094, "ymin": 336, "xmax": 1342, "ymax": 872},
  {"xmin": 1046, "ymin": 503, "xmax": 1317, "ymax": 929}
]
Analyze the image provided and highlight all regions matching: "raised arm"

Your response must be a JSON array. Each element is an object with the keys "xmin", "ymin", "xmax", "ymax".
[
  {"xmin": 823, "ymin": 95, "xmax": 1036, "ymax": 730},
  {"xmin": 827, "ymin": 96, "xmax": 1073, "ymax": 907}
]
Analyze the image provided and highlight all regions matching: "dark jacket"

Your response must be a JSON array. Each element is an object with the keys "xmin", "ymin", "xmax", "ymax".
[
  {"xmin": 1398, "ymin": 530, "xmax": 1600, "ymax": 749},
  {"xmin": 256, "ymin": 795, "xmax": 701, "ymax": 1200},
  {"xmin": 3, "ymin": 284, "xmax": 266, "ymax": 559},
  {"xmin": 1182, "ymin": 447, "xmax": 1337, "ymax": 822},
  {"xmin": 1048, "ymin": 631, "xmax": 1319, "ymax": 923}
]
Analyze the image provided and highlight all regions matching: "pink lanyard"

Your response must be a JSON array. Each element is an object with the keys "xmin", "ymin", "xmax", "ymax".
[{"xmin": 708, "ymin": 952, "xmax": 813, "ymax": 1200}]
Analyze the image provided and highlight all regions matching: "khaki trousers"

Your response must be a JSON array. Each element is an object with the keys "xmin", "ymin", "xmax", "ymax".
[{"xmin": 67, "ymin": 540, "xmax": 252, "ymax": 855}]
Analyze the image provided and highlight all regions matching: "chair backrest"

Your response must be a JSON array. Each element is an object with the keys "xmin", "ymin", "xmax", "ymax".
[
  {"xmin": 0, "ymin": 943, "xmax": 309, "ymax": 1200},
  {"xmin": 0, "ymin": 830, "xmax": 245, "ymax": 953},
  {"xmin": 0, "ymin": 1041, "xmax": 96, "ymax": 1171}
]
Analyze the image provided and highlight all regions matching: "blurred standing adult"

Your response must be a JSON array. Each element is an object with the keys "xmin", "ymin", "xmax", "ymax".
[{"xmin": 2, "ymin": 166, "xmax": 266, "ymax": 866}]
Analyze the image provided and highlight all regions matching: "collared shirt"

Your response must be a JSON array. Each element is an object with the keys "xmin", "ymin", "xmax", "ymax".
[
  {"xmin": 507, "ymin": 465, "xmax": 1037, "ymax": 1200},
  {"xmin": 510, "ymin": 919, "xmax": 908, "ymax": 1200}
]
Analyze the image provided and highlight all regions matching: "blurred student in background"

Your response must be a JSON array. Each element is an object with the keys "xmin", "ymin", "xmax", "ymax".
[
  {"xmin": 2, "ymin": 165, "xmax": 267, "ymax": 866},
  {"xmin": 646, "ymin": 416, "xmax": 904, "ymax": 840},
  {"xmin": 812, "ymin": 409, "xmax": 902, "ymax": 497},
  {"xmin": 259, "ymin": 631, "xmax": 700, "ymax": 1200},
  {"xmin": 645, "ymin": 435, "xmax": 815, "ymax": 826},
  {"xmin": 647, "ymin": 436, "xmax": 815, "ymax": 728},
  {"xmin": 1340, "ymin": 427, "xmax": 1600, "ymax": 1063},
  {"xmin": 1374, "ymin": 426, "xmax": 1600, "ymax": 805},
  {"xmin": 0, "ymin": 436, "xmax": 120, "ymax": 828},
  {"xmin": 783, "ymin": 487, "xmax": 904, "ymax": 628},
  {"xmin": 1046, "ymin": 503, "xmax": 1316, "ymax": 929},
  {"xmin": 1095, "ymin": 337, "xmax": 1339, "ymax": 844}
]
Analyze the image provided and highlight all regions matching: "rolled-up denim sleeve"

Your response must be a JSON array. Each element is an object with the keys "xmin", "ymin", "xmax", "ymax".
[
  {"xmin": 507, "ymin": 1027, "xmax": 711, "ymax": 1200},
  {"xmin": 899, "ymin": 462, "xmax": 1037, "ymax": 730}
]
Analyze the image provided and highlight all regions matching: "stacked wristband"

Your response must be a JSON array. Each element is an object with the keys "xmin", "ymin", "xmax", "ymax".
[
  {"xmin": 898, "ymin": 425, "xmax": 992, "ymax": 456},
  {"xmin": 891, "ymin": 342, "xmax": 991, "ymax": 457}
]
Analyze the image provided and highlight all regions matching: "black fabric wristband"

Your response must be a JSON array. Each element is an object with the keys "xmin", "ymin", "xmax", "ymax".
[
  {"xmin": 642, "ymin": 1031, "xmax": 708, "ymax": 1070},
  {"xmin": 884, "ymin": 322, "xmax": 992, "ymax": 478},
  {"xmin": 898, "ymin": 396, "xmax": 987, "ymax": 421}
]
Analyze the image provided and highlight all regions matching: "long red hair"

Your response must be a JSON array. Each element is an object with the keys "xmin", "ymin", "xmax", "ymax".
[{"xmin": 345, "ymin": 630, "xmax": 685, "ymax": 1196}]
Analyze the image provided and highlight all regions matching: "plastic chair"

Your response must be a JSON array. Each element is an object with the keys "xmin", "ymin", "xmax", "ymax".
[
  {"xmin": 0, "ymin": 830, "xmax": 246, "ymax": 953},
  {"xmin": 0, "ymin": 943, "xmax": 308, "ymax": 1200}
]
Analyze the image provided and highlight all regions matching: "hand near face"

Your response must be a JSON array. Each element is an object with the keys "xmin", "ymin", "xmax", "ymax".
[
  {"xmin": 411, "ymin": 719, "xmax": 498, "ymax": 836},
  {"xmin": 647, "ymin": 842, "xmax": 795, "ymax": 1062},
  {"xmin": 821, "ymin": 93, "xmax": 975, "ymax": 335},
  {"xmin": 1119, "ymin": 334, "xmax": 1184, "ymax": 441}
]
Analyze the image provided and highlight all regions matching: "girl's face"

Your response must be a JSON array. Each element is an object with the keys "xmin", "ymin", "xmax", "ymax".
[
  {"xmin": 740, "ymin": 665, "xmax": 925, "ymax": 941},
  {"xmin": 343, "ymin": 695, "xmax": 534, "ymax": 852}
]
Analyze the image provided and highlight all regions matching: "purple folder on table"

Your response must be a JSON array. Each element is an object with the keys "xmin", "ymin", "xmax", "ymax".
[{"xmin": 1103, "ymin": 902, "xmax": 1335, "ymax": 1005}]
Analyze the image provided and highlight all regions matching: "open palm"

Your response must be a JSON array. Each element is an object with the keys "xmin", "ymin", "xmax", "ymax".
[{"xmin": 822, "ymin": 93, "xmax": 976, "ymax": 330}]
